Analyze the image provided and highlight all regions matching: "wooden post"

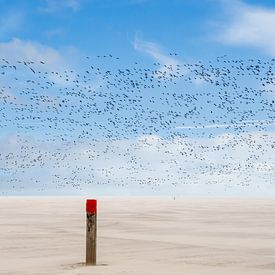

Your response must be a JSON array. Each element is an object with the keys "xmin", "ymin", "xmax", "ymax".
[{"xmin": 86, "ymin": 199, "xmax": 97, "ymax": 265}]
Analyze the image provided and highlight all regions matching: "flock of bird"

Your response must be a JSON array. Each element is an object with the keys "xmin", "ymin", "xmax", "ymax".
[{"xmin": 0, "ymin": 53, "xmax": 274, "ymax": 194}]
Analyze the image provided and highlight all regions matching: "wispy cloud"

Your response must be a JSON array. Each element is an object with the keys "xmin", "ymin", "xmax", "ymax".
[
  {"xmin": 133, "ymin": 35, "xmax": 180, "ymax": 66},
  {"xmin": 176, "ymin": 120, "xmax": 275, "ymax": 130},
  {"xmin": 40, "ymin": 0, "xmax": 83, "ymax": 13},
  {"xmin": 46, "ymin": 28, "xmax": 65, "ymax": 38},
  {"xmin": 217, "ymin": 0, "xmax": 275, "ymax": 56},
  {"xmin": 0, "ymin": 11, "xmax": 24, "ymax": 38},
  {"xmin": 133, "ymin": 35, "xmax": 186, "ymax": 81}
]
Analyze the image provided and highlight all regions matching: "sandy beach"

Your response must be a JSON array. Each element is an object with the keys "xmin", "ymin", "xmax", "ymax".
[{"xmin": 1, "ymin": 197, "xmax": 275, "ymax": 275}]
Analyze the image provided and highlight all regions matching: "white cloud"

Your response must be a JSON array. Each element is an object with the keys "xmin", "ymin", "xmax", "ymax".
[
  {"xmin": 0, "ymin": 38, "xmax": 65, "ymax": 70},
  {"xmin": 0, "ymin": 38, "xmax": 104, "ymax": 110},
  {"xmin": 218, "ymin": 0, "xmax": 275, "ymax": 56},
  {"xmin": 1, "ymin": 132, "xmax": 274, "ymax": 196},
  {"xmin": 0, "ymin": 38, "xmax": 69, "ymax": 91},
  {"xmin": 0, "ymin": 38, "xmax": 83, "ymax": 87}
]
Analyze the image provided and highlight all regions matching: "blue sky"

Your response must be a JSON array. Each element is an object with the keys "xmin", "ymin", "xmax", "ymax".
[
  {"xmin": 0, "ymin": 0, "xmax": 275, "ymax": 196},
  {"xmin": 1, "ymin": 0, "xmax": 274, "ymax": 61}
]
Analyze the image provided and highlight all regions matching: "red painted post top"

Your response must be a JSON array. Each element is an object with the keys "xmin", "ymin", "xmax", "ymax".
[{"xmin": 86, "ymin": 199, "xmax": 97, "ymax": 214}]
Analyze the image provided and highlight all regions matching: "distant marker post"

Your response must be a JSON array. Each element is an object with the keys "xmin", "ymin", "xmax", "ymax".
[{"xmin": 86, "ymin": 199, "xmax": 97, "ymax": 265}]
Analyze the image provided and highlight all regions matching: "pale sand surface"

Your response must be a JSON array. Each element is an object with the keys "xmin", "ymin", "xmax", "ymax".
[{"xmin": 1, "ymin": 198, "xmax": 275, "ymax": 275}]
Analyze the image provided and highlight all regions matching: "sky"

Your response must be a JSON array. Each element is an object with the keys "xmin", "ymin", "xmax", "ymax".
[
  {"xmin": 0, "ymin": 0, "xmax": 275, "ymax": 196},
  {"xmin": 1, "ymin": 0, "xmax": 275, "ymax": 61}
]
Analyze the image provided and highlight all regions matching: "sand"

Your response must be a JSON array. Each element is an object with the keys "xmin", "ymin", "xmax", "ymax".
[{"xmin": 1, "ymin": 197, "xmax": 275, "ymax": 275}]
